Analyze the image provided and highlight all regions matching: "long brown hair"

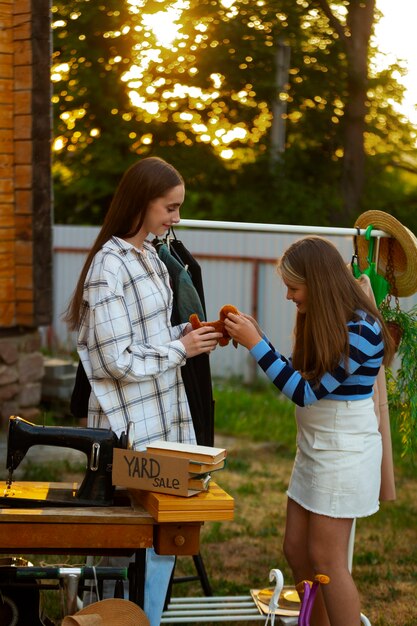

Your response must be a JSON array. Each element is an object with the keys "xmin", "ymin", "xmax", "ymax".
[
  {"xmin": 64, "ymin": 157, "xmax": 183, "ymax": 330},
  {"xmin": 277, "ymin": 236, "xmax": 395, "ymax": 381}
]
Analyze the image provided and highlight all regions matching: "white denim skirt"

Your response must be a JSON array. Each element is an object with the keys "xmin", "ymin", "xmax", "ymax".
[{"xmin": 287, "ymin": 397, "xmax": 382, "ymax": 518}]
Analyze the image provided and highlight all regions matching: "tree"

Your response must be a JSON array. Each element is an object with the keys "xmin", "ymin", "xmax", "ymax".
[
  {"xmin": 52, "ymin": 0, "xmax": 146, "ymax": 222},
  {"xmin": 312, "ymin": 0, "xmax": 374, "ymax": 222},
  {"xmin": 51, "ymin": 0, "xmax": 417, "ymax": 231}
]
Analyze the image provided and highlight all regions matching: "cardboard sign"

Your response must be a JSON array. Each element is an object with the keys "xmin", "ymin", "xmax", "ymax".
[{"xmin": 112, "ymin": 448, "xmax": 191, "ymax": 496}]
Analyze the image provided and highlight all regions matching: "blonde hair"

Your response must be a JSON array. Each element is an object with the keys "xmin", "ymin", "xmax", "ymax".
[{"xmin": 277, "ymin": 236, "xmax": 395, "ymax": 381}]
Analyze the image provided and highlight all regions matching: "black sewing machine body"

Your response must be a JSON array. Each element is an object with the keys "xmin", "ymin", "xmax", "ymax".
[{"xmin": 1, "ymin": 416, "xmax": 127, "ymax": 508}]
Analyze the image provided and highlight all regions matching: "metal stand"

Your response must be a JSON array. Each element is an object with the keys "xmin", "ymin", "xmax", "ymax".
[
  {"xmin": 128, "ymin": 549, "xmax": 147, "ymax": 607},
  {"xmin": 165, "ymin": 552, "xmax": 212, "ymax": 608}
]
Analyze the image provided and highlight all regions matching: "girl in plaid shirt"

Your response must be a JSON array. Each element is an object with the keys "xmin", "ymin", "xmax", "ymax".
[{"xmin": 65, "ymin": 156, "xmax": 221, "ymax": 625}]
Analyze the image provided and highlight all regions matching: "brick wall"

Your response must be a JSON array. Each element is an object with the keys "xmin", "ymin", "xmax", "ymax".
[
  {"xmin": 0, "ymin": 0, "xmax": 52, "ymax": 330},
  {"xmin": 0, "ymin": 0, "xmax": 52, "ymax": 423},
  {"xmin": 0, "ymin": 0, "xmax": 16, "ymax": 327}
]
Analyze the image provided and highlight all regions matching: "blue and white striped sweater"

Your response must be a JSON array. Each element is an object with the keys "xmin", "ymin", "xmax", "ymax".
[{"xmin": 250, "ymin": 311, "xmax": 384, "ymax": 407}]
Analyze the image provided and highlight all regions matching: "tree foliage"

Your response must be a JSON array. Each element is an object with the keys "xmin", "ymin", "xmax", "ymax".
[{"xmin": 51, "ymin": 0, "xmax": 417, "ymax": 232}]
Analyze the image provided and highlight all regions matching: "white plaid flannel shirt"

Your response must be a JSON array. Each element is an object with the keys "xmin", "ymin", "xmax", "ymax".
[{"xmin": 78, "ymin": 236, "xmax": 196, "ymax": 450}]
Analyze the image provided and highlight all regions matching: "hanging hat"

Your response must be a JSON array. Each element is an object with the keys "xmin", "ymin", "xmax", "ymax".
[
  {"xmin": 61, "ymin": 598, "xmax": 150, "ymax": 626},
  {"xmin": 354, "ymin": 210, "xmax": 417, "ymax": 297}
]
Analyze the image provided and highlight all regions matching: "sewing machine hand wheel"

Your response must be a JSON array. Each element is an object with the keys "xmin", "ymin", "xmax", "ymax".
[{"xmin": 120, "ymin": 421, "xmax": 135, "ymax": 450}]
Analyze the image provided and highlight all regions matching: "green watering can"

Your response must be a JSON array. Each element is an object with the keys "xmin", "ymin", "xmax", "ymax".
[{"xmin": 352, "ymin": 225, "xmax": 390, "ymax": 307}]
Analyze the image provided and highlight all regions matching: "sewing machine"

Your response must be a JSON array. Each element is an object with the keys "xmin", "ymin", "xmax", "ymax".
[{"xmin": 1, "ymin": 416, "xmax": 128, "ymax": 507}]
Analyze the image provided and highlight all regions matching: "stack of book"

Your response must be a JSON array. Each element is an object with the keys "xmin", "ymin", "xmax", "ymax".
[{"xmin": 145, "ymin": 441, "xmax": 227, "ymax": 494}]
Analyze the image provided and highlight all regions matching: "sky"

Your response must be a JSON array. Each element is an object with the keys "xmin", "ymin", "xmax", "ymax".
[{"xmin": 374, "ymin": 0, "xmax": 417, "ymax": 125}]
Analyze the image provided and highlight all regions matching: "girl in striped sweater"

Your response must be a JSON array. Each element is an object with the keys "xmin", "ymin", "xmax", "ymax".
[{"xmin": 224, "ymin": 236, "xmax": 395, "ymax": 626}]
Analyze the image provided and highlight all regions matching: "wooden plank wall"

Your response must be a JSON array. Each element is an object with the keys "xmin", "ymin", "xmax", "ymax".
[{"xmin": 0, "ymin": 0, "xmax": 52, "ymax": 330}]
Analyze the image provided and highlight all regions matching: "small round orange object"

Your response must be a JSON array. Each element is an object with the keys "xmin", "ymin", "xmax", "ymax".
[{"xmin": 189, "ymin": 304, "xmax": 239, "ymax": 346}]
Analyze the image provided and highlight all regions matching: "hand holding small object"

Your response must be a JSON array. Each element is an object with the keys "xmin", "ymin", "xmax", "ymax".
[
  {"xmin": 224, "ymin": 311, "xmax": 262, "ymax": 350},
  {"xmin": 180, "ymin": 326, "xmax": 222, "ymax": 357}
]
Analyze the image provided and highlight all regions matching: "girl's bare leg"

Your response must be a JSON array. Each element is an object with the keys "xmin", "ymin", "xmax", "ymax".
[
  {"xmin": 283, "ymin": 498, "xmax": 330, "ymax": 626},
  {"xmin": 308, "ymin": 512, "xmax": 361, "ymax": 626},
  {"xmin": 283, "ymin": 498, "xmax": 361, "ymax": 626}
]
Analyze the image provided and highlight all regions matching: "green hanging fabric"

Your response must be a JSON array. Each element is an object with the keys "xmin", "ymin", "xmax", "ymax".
[{"xmin": 352, "ymin": 225, "xmax": 390, "ymax": 307}]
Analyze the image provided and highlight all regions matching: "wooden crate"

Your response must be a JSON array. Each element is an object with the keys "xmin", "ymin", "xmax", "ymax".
[{"xmin": 131, "ymin": 482, "xmax": 234, "ymax": 523}]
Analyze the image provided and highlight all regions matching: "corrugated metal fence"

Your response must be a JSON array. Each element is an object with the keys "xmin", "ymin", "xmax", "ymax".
[{"xmin": 49, "ymin": 222, "xmax": 417, "ymax": 380}]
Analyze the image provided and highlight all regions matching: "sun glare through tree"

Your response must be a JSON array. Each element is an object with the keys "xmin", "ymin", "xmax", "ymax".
[
  {"xmin": 115, "ymin": 0, "xmax": 274, "ymax": 162},
  {"xmin": 52, "ymin": 0, "xmax": 274, "ymax": 165},
  {"xmin": 51, "ymin": 0, "xmax": 417, "ymax": 231}
]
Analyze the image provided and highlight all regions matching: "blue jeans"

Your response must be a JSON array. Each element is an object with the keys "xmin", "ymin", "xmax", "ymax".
[{"xmin": 144, "ymin": 548, "xmax": 176, "ymax": 625}]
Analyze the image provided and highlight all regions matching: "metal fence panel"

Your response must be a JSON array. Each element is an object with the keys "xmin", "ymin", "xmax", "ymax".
[{"xmin": 49, "ymin": 224, "xmax": 417, "ymax": 379}]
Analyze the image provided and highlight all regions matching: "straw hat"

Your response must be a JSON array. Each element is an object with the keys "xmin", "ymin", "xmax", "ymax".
[
  {"xmin": 62, "ymin": 598, "xmax": 150, "ymax": 626},
  {"xmin": 354, "ymin": 210, "xmax": 417, "ymax": 297}
]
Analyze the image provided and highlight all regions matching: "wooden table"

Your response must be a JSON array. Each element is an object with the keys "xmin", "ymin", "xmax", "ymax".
[{"xmin": 0, "ymin": 481, "xmax": 234, "ymax": 607}]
